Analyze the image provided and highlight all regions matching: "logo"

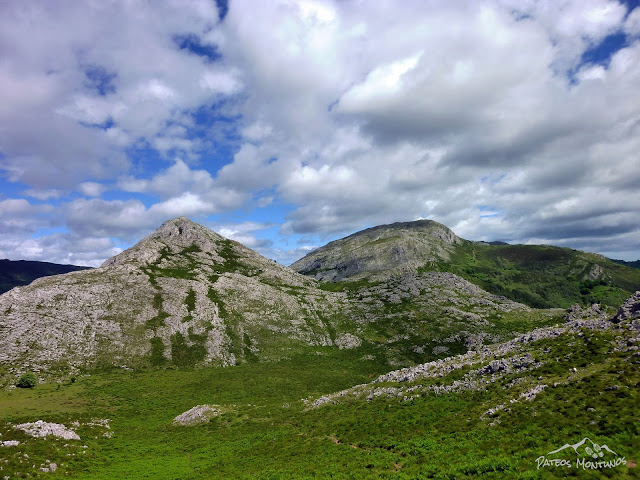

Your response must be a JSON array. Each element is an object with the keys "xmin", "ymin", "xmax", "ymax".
[{"xmin": 536, "ymin": 437, "xmax": 625, "ymax": 470}]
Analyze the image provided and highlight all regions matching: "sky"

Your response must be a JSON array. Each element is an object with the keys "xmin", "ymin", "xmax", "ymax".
[{"xmin": 1, "ymin": 0, "xmax": 640, "ymax": 267}]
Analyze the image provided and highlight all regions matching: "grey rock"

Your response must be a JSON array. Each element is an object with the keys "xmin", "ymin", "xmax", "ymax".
[
  {"xmin": 14, "ymin": 420, "xmax": 80, "ymax": 440},
  {"xmin": 612, "ymin": 291, "xmax": 640, "ymax": 323},
  {"xmin": 173, "ymin": 405, "xmax": 220, "ymax": 426},
  {"xmin": 0, "ymin": 440, "xmax": 20, "ymax": 447},
  {"xmin": 291, "ymin": 220, "xmax": 462, "ymax": 282}
]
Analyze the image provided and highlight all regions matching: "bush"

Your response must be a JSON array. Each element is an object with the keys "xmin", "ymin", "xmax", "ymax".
[{"xmin": 16, "ymin": 372, "xmax": 37, "ymax": 388}]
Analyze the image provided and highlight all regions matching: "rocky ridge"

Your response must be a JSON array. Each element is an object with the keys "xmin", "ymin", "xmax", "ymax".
[{"xmin": 306, "ymin": 292, "xmax": 640, "ymax": 412}]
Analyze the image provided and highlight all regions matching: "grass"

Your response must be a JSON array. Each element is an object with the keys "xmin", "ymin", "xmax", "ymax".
[{"xmin": 0, "ymin": 322, "xmax": 638, "ymax": 479}]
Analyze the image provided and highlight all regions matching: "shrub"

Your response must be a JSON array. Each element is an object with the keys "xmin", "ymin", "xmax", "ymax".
[{"xmin": 16, "ymin": 372, "xmax": 37, "ymax": 388}]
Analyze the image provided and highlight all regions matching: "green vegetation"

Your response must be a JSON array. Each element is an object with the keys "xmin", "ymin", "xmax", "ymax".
[
  {"xmin": 16, "ymin": 372, "xmax": 37, "ymax": 388},
  {"xmin": 211, "ymin": 239, "xmax": 259, "ymax": 277},
  {"xmin": 170, "ymin": 331, "xmax": 207, "ymax": 367},
  {"xmin": 149, "ymin": 337, "xmax": 166, "ymax": 366},
  {"xmin": 185, "ymin": 288, "xmax": 196, "ymax": 312},
  {"xmin": 419, "ymin": 241, "xmax": 640, "ymax": 309},
  {"xmin": 141, "ymin": 246, "xmax": 199, "ymax": 283},
  {"xmin": 0, "ymin": 323, "xmax": 637, "ymax": 479}
]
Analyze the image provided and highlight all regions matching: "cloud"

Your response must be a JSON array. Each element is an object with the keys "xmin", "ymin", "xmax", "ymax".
[
  {"xmin": 1, "ymin": 0, "xmax": 639, "ymax": 265},
  {"xmin": 0, "ymin": 232, "xmax": 122, "ymax": 267},
  {"xmin": 78, "ymin": 182, "xmax": 107, "ymax": 197},
  {"xmin": 211, "ymin": 221, "xmax": 274, "ymax": 249},
  {"xmin": 119, "ymin": 159, "xmax": 215, "ymax": 198},
  {"xmin": 0, "ymin": 0, "xmax": 236, "ymax": 189},
  {"xmin": 0, "ymin": 199, "xmax": 54, "ymax": 233}
]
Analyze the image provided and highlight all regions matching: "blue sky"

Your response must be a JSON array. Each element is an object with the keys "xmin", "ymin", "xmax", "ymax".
[{"xmin": 1, "ymin": 0, "xmax": 639, "ymax": 266}]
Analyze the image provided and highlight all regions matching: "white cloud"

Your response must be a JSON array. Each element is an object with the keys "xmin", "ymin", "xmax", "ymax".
[
  {"xmin": 338, "ymin": 53, "xmax": 422, "ymax": 110},
  {"xmin": 0, "ymin": 232, "xmax": 122, "ymax": 267},
  {"xmin": 0, "ymin": 0, "xmax": 238, "ymax": 189},
  {"xmin": 149, "ymin": 192, "xmax": 214, "ymax": 218},
  {"xmin": 78, "ymin": 182, "xmax": 107, "ymax": 197},
  {"xmin": 1, "ymin": 0, "xmax": 640, "ymax": 264},
  {"xmin": 119, "ymin": 159, "xmax": 215, "ymax": 198},
  {"xmin": 199, "ymin": 69, "xmax": 243, "ymax": 95},
  {"xmin": 24, "ymin": 189, "xmax": 63, "ymax": 201},
  {"xmin": 212, "ymin": 221, "xmax": 273, "ymax": 249},
  {"xmin": 0, "ymin": 199, "xmax": 54, "ymax": 233}
]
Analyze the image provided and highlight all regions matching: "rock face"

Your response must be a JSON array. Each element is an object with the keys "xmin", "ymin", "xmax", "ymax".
[
  {"xmin": 613, "ymin": 291, "xmax": 640, "ymax": 322},
  {"xmin": 291, "ymin": 220, "xmax": 462, "ymax": 282},
  {"xmin": 0, "ymin": 218, "xmax": 344, "ymax": 373}
]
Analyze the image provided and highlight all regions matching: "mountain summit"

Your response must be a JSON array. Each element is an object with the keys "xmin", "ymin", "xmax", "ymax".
[{"xmin": 291, "ymin": 220, "xmax": 461, "ymax": 282}]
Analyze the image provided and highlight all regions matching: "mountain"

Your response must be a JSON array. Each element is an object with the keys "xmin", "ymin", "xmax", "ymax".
[
  {"xmin": 611, "ymin": 258, "xmax": 640, "ymax": 269},
  {"xmin": 292, "ymin": 220, "xmax": 640, "ymax": 309},
  {"xmin": 291, "ymin": 219, "xmax": 462, "ymax": 282},
  {"xmin": 1, "ymin": 218, "xmax": 638, "ymax": 478},
  {"xmin": 0, "ymin": 217, "xmax": 552, "ymax": 382},
  {"xmin": 0, "ymin": 218, "xmax": 343, "ymax": 375},
  {"xmin": 0, "ymin": 259, "xmax": 90, "ymax": 295}
]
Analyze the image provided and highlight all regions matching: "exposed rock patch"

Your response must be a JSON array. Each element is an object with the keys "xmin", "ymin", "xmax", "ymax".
[
  {"xmin": 334, "ymin": 334, "xmax": 361, "ymax": 349},
  {"xmin": 613, "ymin": 291, "xmax": 640, "ymax": 323},
  {"xmin": 173, "ymin": 405, "xmax": 220, "ymax": 426},
  {"xmin": 1, "ymin": 440, "xmax": 21, "ymax": 447},
  {"xmin": 14, "ymin": 420, "xmax": 80, "ymax": 440}
]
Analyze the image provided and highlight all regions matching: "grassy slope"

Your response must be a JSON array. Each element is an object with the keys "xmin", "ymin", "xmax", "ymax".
[
  {"xmin": 419, "ymin": 241, "xmax": 640, "ymax": 309},
  {"xmin": 1, "ymin": 322, "xmax": 638, "ymax": 479}
]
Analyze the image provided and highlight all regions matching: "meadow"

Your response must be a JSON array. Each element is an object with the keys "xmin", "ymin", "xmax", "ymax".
[{"xmin": 1, "ymin": 323, "xmax": 638, "ymax": 479}]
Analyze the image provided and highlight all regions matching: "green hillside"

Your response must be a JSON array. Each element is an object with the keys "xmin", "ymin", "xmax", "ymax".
[
  {"xmin": 1, "ymin": 310, "xmax": 637, "ymax": 479},
  {"xmin": 420, "ymin": 241, "xmax": 640, "ymax": 309}
]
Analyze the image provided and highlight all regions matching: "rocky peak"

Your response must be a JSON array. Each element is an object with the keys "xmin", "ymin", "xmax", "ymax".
[
  {"xmin": 101, "ymin": 217, "xmax": 225, "ymax": 268},
  {"xmin": 291, "ymin": 219, "xmax": 462, "ymax": 282},
  {"xmin": 148, "ymin": 217, "xmax": 224, "ymax": 244},
  {"xmin": 0, "ymin": 217, "xmax": 329, "ymax": 374}
]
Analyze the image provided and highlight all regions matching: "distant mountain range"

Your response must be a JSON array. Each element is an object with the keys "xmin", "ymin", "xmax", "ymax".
[
  {"xmin": 1, "ymin": 217, "xmax": 639, "ymax": 379},
  {"xmin": 0, "ymin": 259, "xmax": 90, "ymax": 295},
  {"xmin": 611, "ymin": 259, "xmax": 640, "ymax": 269}
]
